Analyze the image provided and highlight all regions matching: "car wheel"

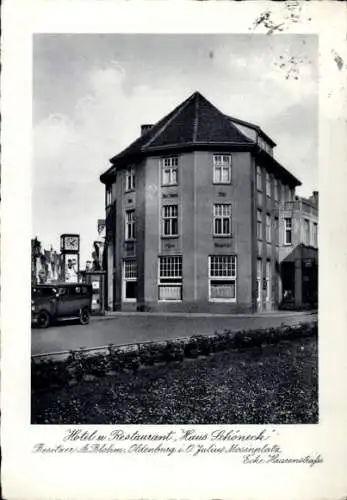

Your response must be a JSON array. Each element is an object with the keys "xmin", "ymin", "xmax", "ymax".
[
  {"xmin": 79, "ymin": 307, "xmax": 90, "ymax": 325},
  {"xmin": 37, "ymin": 310, "xmax": 50, "ymax": 329}
]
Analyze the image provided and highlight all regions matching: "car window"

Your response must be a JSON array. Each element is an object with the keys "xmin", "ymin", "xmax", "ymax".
[{"xmin": 32, "ymin": 287, "xmax": 56, "ymax": 298}]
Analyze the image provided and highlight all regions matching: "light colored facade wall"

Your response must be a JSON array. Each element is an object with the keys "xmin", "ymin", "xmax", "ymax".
[{"xmin": 105, "ymin": 150, "xmax": 299, "ymax": 313}]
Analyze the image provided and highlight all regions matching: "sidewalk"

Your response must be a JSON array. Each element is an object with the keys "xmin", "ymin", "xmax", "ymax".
[{"xmin": 92, "ymin": 309, "xmax": 318, "ymax": 320}]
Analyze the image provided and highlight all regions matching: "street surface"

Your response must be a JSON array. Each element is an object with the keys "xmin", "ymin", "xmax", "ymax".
[{"xmin": 31, "ymin": 311, "xmax": 317, "ymax": 356}]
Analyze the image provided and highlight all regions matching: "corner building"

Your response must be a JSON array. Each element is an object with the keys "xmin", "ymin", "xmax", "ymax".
[{"xmin": 100, "ymin": 92, "xmax": 301, "ymax": 313}]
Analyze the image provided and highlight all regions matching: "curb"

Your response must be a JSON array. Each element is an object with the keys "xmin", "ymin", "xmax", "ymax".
[{"xmin": 91, "ymin": 310, "xmax": 318, "ymax": 321}]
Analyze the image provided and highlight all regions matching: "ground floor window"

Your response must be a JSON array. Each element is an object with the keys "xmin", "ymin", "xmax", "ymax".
[
  {"xmin": 122, "ymin": 259, "xmax": 137, "ymax": 302},
  {"xmin": 158, "ymin": 256, "xmax": 182, "ymax": 300},
  {"xmin": 209, "ymin": 255, "xmax": 237, "ymax": 301}
]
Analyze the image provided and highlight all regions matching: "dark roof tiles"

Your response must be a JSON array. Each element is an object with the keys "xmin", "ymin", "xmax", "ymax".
[
  {"xmin": 109, "ymin": 91, "xmax": 252, "ymax": 164},
  {"xmin": 101, "ymin": 91, "xmax": 300, "ymax": 187}
]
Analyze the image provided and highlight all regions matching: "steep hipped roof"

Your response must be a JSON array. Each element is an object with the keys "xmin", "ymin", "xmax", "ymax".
[
  {"xmin": 100, "ymin": 91, "xmax": 300, "ymax": 186},
  {"xmin": 101, "ymin": 92, "xmax": 253, "ymax": 183},
  {"xmin": 225, "ymin": 115, "xmax": 277, "ymax": 147}
]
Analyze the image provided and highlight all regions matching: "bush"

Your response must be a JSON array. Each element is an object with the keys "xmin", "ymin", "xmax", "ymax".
[
  {"xmin": 32, "ymin": 321, "xmax": 318, "ymax": 392},
  {"xmin": 162, "ymin": 340, "xmax": 185, "ymax": 362}
]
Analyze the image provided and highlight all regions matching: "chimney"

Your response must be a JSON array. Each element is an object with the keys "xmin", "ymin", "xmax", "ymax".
[
  {"xmin": 141, "ymin": 124, "xmax": 153, "ymax": 135},
  {"xmin": 311, "ymin": 190, "xmax": 319, "ymax": 206}
]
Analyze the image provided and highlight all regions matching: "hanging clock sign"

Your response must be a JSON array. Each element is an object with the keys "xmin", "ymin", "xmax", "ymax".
[{"xmin": 61, "ymin": 234, "xmax": 80, "ymax": 253}]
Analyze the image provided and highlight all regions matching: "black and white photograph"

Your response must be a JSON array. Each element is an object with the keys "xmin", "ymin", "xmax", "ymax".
[
  {"xmin": 31, "ymin": 33, "xmax": 319, "ymax": 425},
  {"xmin": 2, "ymin": 1, "xmax": 347, "ymax": 499}
]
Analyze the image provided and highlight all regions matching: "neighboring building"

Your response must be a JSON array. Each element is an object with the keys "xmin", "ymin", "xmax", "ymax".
[
  {"xmin": 31, "ymin": 238, "xmax": 63, "ymax": 284},
  {"xmin": 278, "ymin": 191, "xmax": 318, "ymax": 309},
  {"xmin": 100, "ymin": 91, "xmax": 302, "ymax": 313}
]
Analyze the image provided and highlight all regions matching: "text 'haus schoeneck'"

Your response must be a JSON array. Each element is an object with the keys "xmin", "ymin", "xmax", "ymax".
[{"xmin": 100, "ymin": 91, "xmax": 305, "ymax": 313}]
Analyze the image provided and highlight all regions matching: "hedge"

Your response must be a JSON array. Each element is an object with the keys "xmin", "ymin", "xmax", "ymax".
[{"xmin": 32, "ymin": 321, "xmax": 317, "ymax": 392}]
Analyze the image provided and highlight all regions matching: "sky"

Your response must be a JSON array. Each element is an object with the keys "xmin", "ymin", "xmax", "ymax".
[{"xmin": 33, "ymin": 34, "xmax": 318, "ymax": 265}]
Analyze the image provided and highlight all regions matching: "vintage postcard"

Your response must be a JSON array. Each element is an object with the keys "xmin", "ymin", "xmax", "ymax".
[{"xmin": 1, "ymin": 1, "xmax": 347, "ymax": 499}]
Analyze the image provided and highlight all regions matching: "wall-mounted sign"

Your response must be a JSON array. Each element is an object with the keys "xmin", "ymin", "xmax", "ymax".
[
  {"xmin": 124, "ymin": 241, "xmax": 135, "ymax": 257},
  {"xmin": 162, "ymin": 193, "xmax": 178, "ymax": 199},
  {"xmin": 214, "ymin": 242, "xmax": 231, "ymax": 248}
]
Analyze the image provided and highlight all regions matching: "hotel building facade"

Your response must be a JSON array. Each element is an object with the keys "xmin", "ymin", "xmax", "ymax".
[{"xmin": 100, "ymin": 92, "xmax": 302, "ymax": 313}]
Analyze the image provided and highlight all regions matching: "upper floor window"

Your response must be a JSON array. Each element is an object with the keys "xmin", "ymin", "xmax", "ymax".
[
  {"xmin": 125, "ymin": 167, "xmax": 135, "ymax": 192},
  {"xmin": 266, "ymin": 260, "xmax": 271, "ymax": 301},
  {"xmin": 106, "ymin": 186, "xmax": 112, "ymax": 207},
  {"xmin": 266, "ymin": 214, "xmax": 271, "ymax": 242},
  {"xmin": 312, "ymin": 222, "xmax": 318, "ymax": 247},
  {"xmin": 214, "ymin": 203, "xmax": 232, "ymax": 236},
  {"xmin": 209, "ymin": 255, "xmax": 237, "ymax": 301},
  {"xmin": 162, "ymin": 157, "xmax": 178, "ymax": 186},
  {"xmin": 213, "ymin": 155, "xmax": 232, "ymax": 184},
  {"xmin": 278, "ymin": 183, "xmax": 283, "ymax": 202},
  {"xmin": 303, "ymin": 219, "xmax": 310, "ymax": 245},
  {"xmin": 274, "ymin": 179, "xmax": 279, "ymax": 201},
  {"xmin": 257, "ymin": 209, "xmax": 263, "ymax": 240},
  {"xmin": 258, "ymin": 137, "xmax": 272, "ymax": 155},
  {"xmin": 266, "ymin": 173, "xmax": 271, "ymax": 197},
  {"xmin": 162, "ymin": 205, "xmax": 178, "ymax": 237},
  {"xmin": 285, "ymin": 186, "xmax": 292, "ymax": 202},
  {"xmin": 275, "ymin": 217, "xmax": 279, "ymax": 246},
  {"xmin": 256, "ymin": 166, "xmax": 262, "ymax": 191},
  {"xmin": 125, "ymin": 209, "xmax": 136, "ymax": 241},
  {"xmin": 284, "ymin": 217, "xmax": 292, "ymax": 245}
]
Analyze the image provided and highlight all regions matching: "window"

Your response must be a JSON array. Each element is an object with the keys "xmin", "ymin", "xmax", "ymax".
[
  {"xmin": 275, "ymin": 217, "xmax": 279, "ymax": 246},
  {"xmin": 162, "ymin": 157, "xmax": 178, "ymax": 186},
  {"xmin": 266, "ymin": 214, "xmax": 271, "ymax": 242},
  {"xmin": 209, "ymin": 255, "xmax": 237, "ymax": 301},
  {"xmin": 158, "ymin": 256, "xmax": 182, "ymax": 300},
  {"xmin": 125, "ymin": 210, "xmax": 136, "ymax": 240},
  {"xmin": 32, "ymin": 287, "xmax": 57, "ymax": 298},
  {"xmin": 284, "ymin": 217, "xmax": 292, "ymax": 245},
  {"xmin": 266, "ymin": 260, "xmax": 271, "ymax": 301},
  {"xmin": 256, "ymin": 259, "xmax": 262, "ymax": 301},
  {"xmin": 257, "ymin": 209, "xmax": 263, "ymax": 240},
  {"xmin": 256, "ymin": 166, "xmax": 262, "ymax": 191},
  {"xmin": 125, "ymin": 167, "xmax": 135, "ymax": 192},
  {"xmin": 303, "ymin": 219, "xmax": 310, "ymax": 245},
  {"xmin": 162, "ymin": 205, "xmax": 178, "ymax": 237},
  {"xmin": 106, "ymin": 186, "xmax": 112, "ymax": 207},
  {"xmin": 274, "ymin": 179, "xmax": 279, "ymax": 201},
  {"xmin": 123, "ymin": 259, "xmax": 137, "ymax": 302},
  {"xmin": 266, "ymin": 173, "xmax": 271, "ymax": 197},
  {"xmin": 285, "ymin": 187, "xmax": 292, "ymax": 202},
  {"xmin": 213, "ymin": 155, "xmax": 232, "ymax": 184},
  {"xmin": 312, "ymin": 222, "xmax": 318, "ymax": 247},
  {"xmin": 214, "ymin": 204, "xmax": 232, "ymax": 236}
]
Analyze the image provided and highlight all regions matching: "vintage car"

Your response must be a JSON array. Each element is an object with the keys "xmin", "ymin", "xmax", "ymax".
[{"xmin": 31, "ymin": 283, "xmax": 92, "ymax": 328}]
